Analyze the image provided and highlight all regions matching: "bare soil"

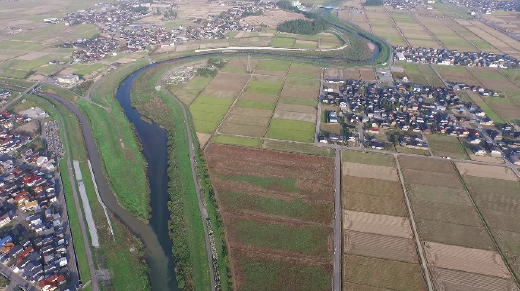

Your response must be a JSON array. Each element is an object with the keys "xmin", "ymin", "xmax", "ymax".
[
  {"xmin": 424, "ymin": 241, "xmax": 511, "ymax": 278},
  {"xmin": 343, "ymin": 210, "xmax": 413, "ymax": 238},
  {"xmin": 344, "ymin": 231, "xmax": 419, "ymax": 263}
]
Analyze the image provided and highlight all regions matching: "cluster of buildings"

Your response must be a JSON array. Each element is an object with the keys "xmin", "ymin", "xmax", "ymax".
[
  {"xmin": 0, "ymin": 90, "xmax": 11, "ymax": 100},
  {"xmin": 446, "ymin": 0, "xmax": 520, "ymax": 14},
  {"xmin": 395, "ymin": 47, "xmax": 520, "ymax": 68},
  {"xmin": 383, "ymin": 0, "xmax": 428, "ymax": 10},
  {"xmin": 0, "ymin": 110, "xmax": 74, "ymax": 290},
  {"xmin": 0, "ymin": 111, "xmax": 33, "ymax": 155},
  {"xmin": 60, "ymin": 0, "xmax": 273, "ymax": 62},
  {"xmin": 320, "ymin": 78, "xmax": 520, "ymax": 163}
]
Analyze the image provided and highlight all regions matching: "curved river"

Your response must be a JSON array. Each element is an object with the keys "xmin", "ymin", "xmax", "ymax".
[{"xmin": 42, "ymin": 11, "xmax": 383, "ymax": 291}]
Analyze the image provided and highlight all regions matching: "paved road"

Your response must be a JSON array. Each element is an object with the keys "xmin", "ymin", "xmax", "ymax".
[
  {"xmin": 54, "ymin": 102, "xmax": 99, "ymax": 291},
  {"xmin": 333, "ymin": 148, "xmax": 341, "ymax": 291},
  {"xmin": 161, "ymin": 84, "xmax": 217, "ymax": 291}
]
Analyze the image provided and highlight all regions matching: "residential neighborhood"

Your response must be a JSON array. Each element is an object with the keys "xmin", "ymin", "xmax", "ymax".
[
  {"xmin": 319, "ymin": 79, "xmax": 520, "ymax": 163},
  {"xmin": 58, "ymin": 0, "xmax": 277, "ymax": 63},
  {"xmin": 0, "ymin": 110, "xmax": 75, "ymax": 290},
  {"xmin": 395, "ymin": 46, "xmax": 520, "ymax": 68}
]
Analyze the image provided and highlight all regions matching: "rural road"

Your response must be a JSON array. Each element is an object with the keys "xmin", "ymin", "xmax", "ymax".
[
  {"xmin": 333, "ymin": 148, "xmax": 341, "ymax": 291},
  {"xmin": 53, "ymin": 97, "xmax": 99, "ymax": 291},
  {"xmin": 161, "ymin": 83, "xmax": 217, "ymax": 291}
]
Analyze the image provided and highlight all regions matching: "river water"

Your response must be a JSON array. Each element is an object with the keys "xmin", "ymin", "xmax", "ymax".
[{"xmin": 115, "ymin": 66, "xmax": 179, "ymax": 291}]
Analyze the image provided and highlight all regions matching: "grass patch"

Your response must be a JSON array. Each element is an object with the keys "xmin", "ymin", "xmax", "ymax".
[
  {"xmin": 427, "ymin": 134, "xmax": 469, "ymax": 160},
  {"xmin": 279, "ymin": 97, "xmax": 317, "ymax": 107},
  {"xmin": 237, "ymin": 99, "xmax": 276, "ymax": 110},
  {"xmin": 229, "ymin": 220, "xmax": 329, "ymax": 256},
  {"xmin": 78, "ymin": 94, "xmax": 149, "ymax": 220},
  {"xmin": 286, "ymin": 77, "xmax": 320, "ymax": 87},
  {"xmin": 257, "ymin": 60, "xmax": 291, "ymax": 72},
  {"xmin": 262, "ymin": 140, "xmax": 333, "ymax": 156},
  {"xmin": 245, "ymin": 80, "xmax": 284, "ymax": 95},
  {"xmin": 170, "ymin": 76, "xmax": 214, "ymax": 105},
  {"xmin": 266, "ymin": 119, "xmax": 315, "ymax": 142},
  {"xmin": 270, "ymin": 37, "xmax": 295, "ymax": 48},
  {"xmin": 219, "ymin": 174, "xmax": 301, "ymax": 193},
  {"xmin": 220, "ymin": 191, "xmax": 331, "ymax": 223},
  {"xmin": 342, "ymin": 150, "xmax": 395, "ymax": 167},
  {"xmin": 189, "ymin": 96, "xmax": 233, "ymax": 133},
  {"xmin": 238, "ymin": 257, "xmax": 330, "ymax": 290},
  {"xmin": 212, "ymin": 135, "xmax": 262, "ymax": 148}
]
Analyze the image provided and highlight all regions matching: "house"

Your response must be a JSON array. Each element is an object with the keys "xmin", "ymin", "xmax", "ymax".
[
  {"xmin": 56, "ymin": 75, "xmax": 79, "ymax": 85},
  {"xmin": 472, "ymin": 146, "xmax": 487, "ymax": 156},
  {"xmin": 0, "ymin": 214, "xmax": 11, "ymax": 228},
  {"xmin": 329, "ymin": 111, "xmax": 338, "ymax": 123},
  {"xmin": 510, "ymin": 152, "xmax": 520, "ymax": 166},
  {"xmin": 468, "ymin": 136, "xmax": 481, "ymax": 144}
]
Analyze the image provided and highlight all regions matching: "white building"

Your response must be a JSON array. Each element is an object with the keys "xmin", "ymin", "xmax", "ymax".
[{"xmin": 57, "ymin": 74, "xmax": 80, "ymax": 85}]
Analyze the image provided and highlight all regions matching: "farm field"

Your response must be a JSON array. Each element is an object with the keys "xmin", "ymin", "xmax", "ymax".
[
  {"xmin": 457, "ymin": 163, "xmax": 520, "ymax": 281},
  {"xmin": 341, "ymin": 151, "xmax": 427, "ymax": 290},
  {"xmin": 214, "ymin": 60, "xmax": 321, "ymax": 143},
  {"xmin": 340, "ymin": 4, "xmax": 520, "ymax": 56},
  {"xmin": 397, "ymin": 62, "xmax": 444, "ymax": 87},
  {"xmin": 221, "ymin": 29, "xmax": 343, "ymax": 50},
  {"xmin": 398, "ymin": 156, "xmax": 518, "ymax": 290},
  {"xmin": 426, "ymin": 134, "xmax": 468, "ymax": 160},
  {"xmin": 206, "ymin": 144, "xmax": 334, "ymax": 290}
]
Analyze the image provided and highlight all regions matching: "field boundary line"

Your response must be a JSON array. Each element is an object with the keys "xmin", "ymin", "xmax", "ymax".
[
  {"xmin": 211, "ymin": 71, "xmax": 255, "ymax": 146},
  {"xmin": 262, "ymin": 69, "xmax": 290, "ymax": 137},
  {"xmin": 453, "ymin": 164, "xmax": 520, "ymax": 288},
  {"xmin": 383, "ymin": 8, "xmax": 410, "ymax": 47},
  {"xmin": 410, "ymin": 13, "xmax": 446, "ymax": 49},
  {"xmin": 438, "ymin": 18, "xmax": 481, "ymax": 52},
  {"xmin": 394, "ymin": 155, "xmax": 434, "ymax": 291}
]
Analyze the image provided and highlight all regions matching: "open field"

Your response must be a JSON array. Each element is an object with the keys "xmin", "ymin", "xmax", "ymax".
[
  {"xmin": 341, "ymin": 152, "xmax": 427, "ymax": 290},
  {"xmin": 206, "ymin": 144, "xmax": 334, "ymax": 290},
  {"xmin": 214, "ymin": 61, "xmax": 320, "ymax": 143},
  {"xmin": 343, "ymin": 255, "xmax": 427, "ymax": 291},
  {"xmin": 399, "ymin": 156, "xmax": 519, "ymax": 289},
  {"xmin": 427, "ymin": 134, "xmax": 468, "ymax": 160},
  {"xmin": 397, "ymin": 62, "xmax": 445, "ymax": 87},
  {"xmin": 460, "ymin": 168, "xmax": 520, "ymax": 278}
]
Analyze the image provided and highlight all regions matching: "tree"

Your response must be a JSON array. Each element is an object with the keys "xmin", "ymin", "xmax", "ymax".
[{"xmin": 277, "ymin": 19, "xmax": 329, "ymax": 35}]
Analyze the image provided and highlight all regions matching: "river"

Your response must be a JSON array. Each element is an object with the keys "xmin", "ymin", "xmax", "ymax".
[{"xmin": 116, "ymin": 65, "xmax": 179, "ymax": 291}]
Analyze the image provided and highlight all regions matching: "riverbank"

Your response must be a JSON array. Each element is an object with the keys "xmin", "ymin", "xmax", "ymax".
[{"xmin": 130, "ymin": 63, "xmax": 228, "ymax": 290}]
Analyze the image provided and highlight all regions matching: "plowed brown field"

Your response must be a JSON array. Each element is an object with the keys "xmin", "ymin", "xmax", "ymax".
[{"xmin": 206, "ymin": 144, "xmax": 335, "ymax": 289}]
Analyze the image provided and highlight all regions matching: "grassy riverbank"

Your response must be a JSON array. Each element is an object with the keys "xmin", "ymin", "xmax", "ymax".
[
  {"xmin": 76, "ymin": 59, "xmax": 151, "ymax": 222},
  {"xmin": 132, "ymin": 63, "xmax": 230, "ymax": 291}
]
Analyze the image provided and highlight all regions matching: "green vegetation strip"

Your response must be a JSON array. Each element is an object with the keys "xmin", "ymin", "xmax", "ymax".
[
  {"xmin": 212, "ymin": 135, "xmax": 262, "ymax": 148},
  {"xmin": 229, "ymin": 220, "xmax": 329, "ymax": 256}
]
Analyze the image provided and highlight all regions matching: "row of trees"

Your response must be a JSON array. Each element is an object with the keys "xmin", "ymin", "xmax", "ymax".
[{"xmin": 277, "ymin": 19, "xmax": 329, "ymax": 35}]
